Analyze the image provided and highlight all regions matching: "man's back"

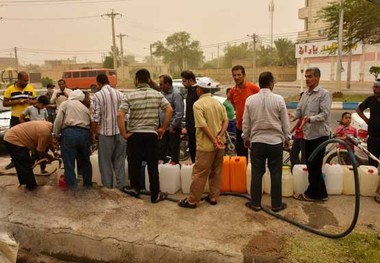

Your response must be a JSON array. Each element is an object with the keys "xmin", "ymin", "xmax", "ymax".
[
  {"xmin": 120, "ymin": 84, "xmax": 169, "ymax": 132},
  {"xmin": 4, "ymin": 121, "xmax": 52, "ymax": 151},
  {"xmin": 92, "ymin": 85, "xmax": 124, "ymax": 135}
]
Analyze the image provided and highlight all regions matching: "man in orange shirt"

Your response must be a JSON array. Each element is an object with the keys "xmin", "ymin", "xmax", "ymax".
[{"xmin": 228, "ymin": 65, "xmax": 259, "ymax": 159}]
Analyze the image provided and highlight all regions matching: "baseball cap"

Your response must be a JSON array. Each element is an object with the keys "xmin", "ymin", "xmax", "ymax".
[
  {"xmin": 374, "ymin": 79, "xmax": 380, "ymax": 87},
  {"xmin": 47, "ymin": 83, "xmax": 55, "ymax": 88},
  {"xmin": 197, "ymin": 77, "xmax": 216, "ymax": 89}
]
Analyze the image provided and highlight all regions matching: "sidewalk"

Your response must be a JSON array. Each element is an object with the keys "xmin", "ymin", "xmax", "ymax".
[{"xmin": 0, "ymin": 156, "xmax": 379, "ymax": 262}]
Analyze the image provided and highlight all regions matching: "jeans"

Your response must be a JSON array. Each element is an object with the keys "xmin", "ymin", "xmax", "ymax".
[
  {"xmin": 290, "ymin": 138, "xmax": 305, "ymax": 173},
  {"xmin": 187, "ymin": 127, "xmax": 196, "ymax": 163},
  {"xmin": 5, "ymin": 141, "xmax": 37, "ymax": 189},
  {"xmin": 304, "ymin": 136, "xmax": 329, "ymax": 199},
  {"xmin": 127, "ymin": 133, "xmax": 160, "ymax": 202},
  {"xmin": 61, "ymin": 127, "xmax": 92, "ymax": 188},
  {"xmin": 236, "ymin": 128, "xmax": 248, "ymax": 159},
  {"xmin": 250, "ymin": 142, "xmax": 283, "ymax": 208},
  {"xmin": 227, "ymin": 120, "xmax": 236, "ymax": 134},
  {"xmin": 158, "ymin": 129, "xmax": 181, "ymax": 164},
  {"xmin": 367, "ymin": 136, "xmax": 380, "ymax": 168}
]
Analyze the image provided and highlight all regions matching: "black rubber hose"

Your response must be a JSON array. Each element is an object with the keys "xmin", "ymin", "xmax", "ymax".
[{"xmin": 141, "ymin": 138, "xmax": 359, "ymax": 238}]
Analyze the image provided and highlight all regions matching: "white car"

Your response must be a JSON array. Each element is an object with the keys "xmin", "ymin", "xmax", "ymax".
[
  {"xmin": 0, "ymin": 98, "xmax": 11, "ymax": 155},
  {"xmin": 173, "ymin": 77, "xmax": 223, "ymax": 97}
]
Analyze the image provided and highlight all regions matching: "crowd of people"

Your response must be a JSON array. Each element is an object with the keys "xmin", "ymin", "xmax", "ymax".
[{"xmin": 2, "ymin": 66, "xmax": 380, "ymax": 208}]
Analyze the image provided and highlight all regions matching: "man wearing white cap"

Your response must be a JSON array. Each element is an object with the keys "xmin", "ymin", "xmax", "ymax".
[
  {"xmin": 356, "ymin": 79, "xmax": 380, "ymax": 204},
  {"xmin": 178, "ymin": 77, "xmax": 228, "ymax": 208},
  {"xmin": 53, "ymin": 89, "xmax": 92, "ymax": 189}
]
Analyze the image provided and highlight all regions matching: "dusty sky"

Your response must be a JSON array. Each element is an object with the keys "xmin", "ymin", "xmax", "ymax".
[{"xmin": 0, "ymin": 0, "xmax": 304, "ymax": 65}]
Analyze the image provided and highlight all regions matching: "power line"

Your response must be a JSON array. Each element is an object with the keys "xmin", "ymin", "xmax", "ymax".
[
  {"xmin": 0, "ymin": 0, "xmax": 130, "ymax": 6},
  {"xmin": 2, "ymin": 15, "xmax": 100, "ymax": 21}
]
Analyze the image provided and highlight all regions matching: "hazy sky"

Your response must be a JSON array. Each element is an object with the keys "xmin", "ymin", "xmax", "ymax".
[{"xmin": 0, "ymin": 0, "xmax": 305, "ymax": 65}]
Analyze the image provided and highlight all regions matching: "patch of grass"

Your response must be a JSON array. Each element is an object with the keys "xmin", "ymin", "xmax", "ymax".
[{"xmin": 285, "ymin": 231, "xmax": 380, "ymax": 263}]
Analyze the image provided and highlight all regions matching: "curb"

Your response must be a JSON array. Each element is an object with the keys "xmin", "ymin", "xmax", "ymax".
[{"xmin": 286, "ymin": 101, "xmax": 361, "ymax": 110}]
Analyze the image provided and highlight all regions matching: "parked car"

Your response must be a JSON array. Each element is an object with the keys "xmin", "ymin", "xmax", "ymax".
[
  {"xmin": 173, "ymin": 77, "xmax": 223, "ymax": 98},
  {"xmin": 0, "ymin": 98, "xmax": 11, "ymax": 155}
]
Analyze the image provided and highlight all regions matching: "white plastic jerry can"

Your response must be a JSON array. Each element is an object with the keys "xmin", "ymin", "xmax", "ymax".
[
  {"xmin": 293, "ymin": 164, "xmax": 309, "ymax": 195},
  {"xmin": 90, "ymin": 152, "xmax": 102, "ymax": 186},
  {"xmin": 359, "ymin": 165, "xmax": 379, "ymax": 197},
  {"xmin": 180, "ymin": 164, "xmax": 193, "ymax": 194},
  {"xmin": 246, "ymin": 163, "xmax": 251, "ymax": 194},
  {"xmin": 323, "ymin": 163, "xmax": 344, "ymax": 195},
  {"xmin": 282, "ymin": 166, "xmax": 294, "ymax": 197},
  {"xmin": 343, "ymin": 165, "xmax": 355, "ymax": 195},
  {"xmin": 263, "ymin": 170, "xmax": 271, "ymax": 194},
  {"xmin": 159, "ymin": 163, "xmax": 180, "ymax": 194}
]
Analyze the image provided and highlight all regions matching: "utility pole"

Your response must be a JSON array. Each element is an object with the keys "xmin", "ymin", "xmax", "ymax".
[
  {"xmin": 247, "ymin": 33, "xmax": 257, "ymax": 83},
  {"xmin": 336, "ymin": 0, "xmax": 344, "ymax": 91},
  {"xmin": 102, "ymin": 9, "xmax": 122, "ymax": 70},
  {"xmin": 149, "ymin": 43, "xmax": 153, "ymax": 73},
  {"xmin": 269, "ymin": 0, "xmax": 275, "ymax": 47},
  {"xmin": 217, "ymin": 44, "xmax": 220, "ymax": 72},
  {"xmin": 117, "ymin": 33, "xmax": 127, "ymax": 81},
  {"xmin": 14, "ymin": 47, "xmax": 19, "ymax": 71}
]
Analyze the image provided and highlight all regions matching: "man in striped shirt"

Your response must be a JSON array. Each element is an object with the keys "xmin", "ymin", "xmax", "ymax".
[
  {"xmin": 117, "ymin": 69, "xmax": 173, "ymax": 203},
  {"xmin": 91, "ymin": 74, "xmax": 126, "ymax": 189}
]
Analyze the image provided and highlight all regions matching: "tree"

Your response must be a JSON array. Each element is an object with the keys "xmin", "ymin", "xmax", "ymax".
[
  {"xmin": 318, "ymin": 0, "xmax": 380, "ymax": 48},
  {"xmin": 257, "ymin": 46, "xmax": 276, "ymax": 66},
  {"xmin": 152, "ymin": 31, "xmax": 203, "ymax": 73},
  {"xmin": 123, "ymin": 55, "xmax": 136, "ymax": 65},
  {"xmin": 102, "ymin": 56, "xmax": 113, "ymax": 69},
  {"xmin": 318, "ymin": 0, "xmax": 380, "ymax": 88},
  {"xmin": 369, "ymin": 66, "xmax": 380, "ymax": 79},
  {"xmin": 223, "ymin": 43, "xmax": 251, "ymax": 68},
  {"xmin": 274, "ymin": 38, "xmax": 296, "ymax": 66}
]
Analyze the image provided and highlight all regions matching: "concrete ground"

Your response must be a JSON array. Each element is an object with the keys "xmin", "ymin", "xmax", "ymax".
[{"xmin": 0, "ymin": 155, "xmax": 379, "ymax": 263}]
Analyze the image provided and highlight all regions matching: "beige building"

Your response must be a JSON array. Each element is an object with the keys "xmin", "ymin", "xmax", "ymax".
[{"xmin": 297, "ymin": 0, "xmax": 380, "ymax": 83}]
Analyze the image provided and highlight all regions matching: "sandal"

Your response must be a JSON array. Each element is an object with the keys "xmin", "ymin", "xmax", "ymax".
[
  {"xmin": 178, "ymin": 198, "xmax": 197, "ymax": 209},
  {"xmin": 153, "ymin": 191, "xmax": 168, "ymax": 203},
  {"xmin": 272, "ymin": 202, "xmax": 287, "ymax": 212},
  {"xmin": 293, "ymin": 193, "xmax": 316, "ymax": 202},
  {"xmin": 204, "ymin": 196, "xmax": 217, "ymax": 205},
  {"xmin": 245, "ymin": 202, "xmax": 261, "ymax": 212},
  {"xmin": 121, "ymin": 187, "xmax": 140, "ymax": 198}
]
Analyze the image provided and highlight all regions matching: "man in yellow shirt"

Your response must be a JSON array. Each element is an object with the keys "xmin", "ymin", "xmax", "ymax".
[
  {"xmin": 178, "ymin": 77, "xmax": 228, "ymax": 208},
  {"xmin": 3, "ymin": 71, "xmax": 37, "ymax": 169}
]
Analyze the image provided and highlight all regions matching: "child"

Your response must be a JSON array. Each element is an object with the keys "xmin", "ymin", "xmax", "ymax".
[
  {"xmin": 223, "ymin": 88, "xmax": 236, "ymax": 134},
  {"xmin": 290, "ymin": 92, "xmax": 305, "ymax": 172},
  {"xmin": 335, "ymin": 112, "xmax": 358, "ymax": 164},
  {"xmin": 20, "ymin": 95, "xmax": 50, "ymax": 173},
  {"xmin": 19, "ymin": 95, "xmax": 49, "ymax": 122}
]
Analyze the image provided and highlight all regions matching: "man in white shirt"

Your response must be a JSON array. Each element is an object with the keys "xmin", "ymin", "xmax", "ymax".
[
  {"xmin": 53, "ymin": 89, "xmax": 92, "ymax": 189},
  {"xmin": 242, "ymin": 71, "xmax": 291, "ymax": 212},
  {"xmin": 91, "ymin": 74, "xmax": 126, "ymax": 189},
  {"xmin": 50, "ymin": 79, "xmax": 72, "ymax": 109}
]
